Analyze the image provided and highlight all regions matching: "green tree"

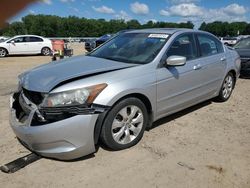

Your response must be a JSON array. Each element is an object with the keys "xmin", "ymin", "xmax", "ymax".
[
  {"xmin": 3, "ymin": 21, "xmax": 26, "ymax": 36},
  {"xmin": 1, "ymin": 14, "xmax": 197, "ymax": 37},
  {"xmin": 199, "ymin": 21, "xmax": 250, "ymax": 36},
  {"xmin": 126, "ymin": 19, "xmax": 141, "ymax": 29},
  {"xmin": 243, "ymin": 24, "xmax": 250, "ymax": 35}
]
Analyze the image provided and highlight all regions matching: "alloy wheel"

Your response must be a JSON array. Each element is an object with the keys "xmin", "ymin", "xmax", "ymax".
[
  {"xmin": 42, "ymin": 48, "xmax": 51, "ymax": 56},
  {"xmin": 0, "ymin": 49, "xmax": 6, "ymax": 57},
  {"xmin": 111, "ymin": 105, "xmax": 144, "ymax": 145},
  {"xmin": 222, "ymin": 74, "xmax": 233, "ymax": 99}
]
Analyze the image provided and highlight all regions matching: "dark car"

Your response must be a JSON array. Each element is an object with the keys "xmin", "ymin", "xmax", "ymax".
[
  {"xmin": 84, "ymin": 38, "xmax": 96, "ymax": 52},
  {"xmin": 85, "ymin": 34, "xmax": 113, "ymax": 52},
  {"xmin": 95, "ymin": 34, "xmax": 113, "ymax": 47},
  {"xmin": 234, "ymin": 37, "xmax": 250, "ymax": 77}
]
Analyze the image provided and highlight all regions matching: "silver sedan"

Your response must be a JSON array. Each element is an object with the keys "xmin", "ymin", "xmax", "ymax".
[{"xmin": 10, "ymin": 29, "xmax": 240, "ymax": 160}]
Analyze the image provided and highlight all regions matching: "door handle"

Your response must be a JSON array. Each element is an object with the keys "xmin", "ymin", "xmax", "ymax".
[
  {"xmin": 193, "ymin": 64, "xmax": 202, "ymax": 70},
  {"xmin": 220, "ymin": 57, "xmax": 226, "ymax": 61}
]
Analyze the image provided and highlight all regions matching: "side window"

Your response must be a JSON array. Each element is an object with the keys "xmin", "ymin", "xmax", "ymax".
[
  {"xmin": 234, "ymin": 38, "xmax": 250, "ymax": 49},
  {"xmin": 166, "ymin": 34, "xmax": 198, "ymax": 61},
  {"xmin": 25, "ymin": 37, "xmax": 43, "ymax": 42},
  {"xmin": 197, "ymin": 34, "xmax": 224, "ymax": 57},
  {"xmin": 30, "ymin": 37, "xmax": 43, "ymax": 42},
  {"xmin": 13, "ymin": 37, "xmax": 25, "ymax": 43}
]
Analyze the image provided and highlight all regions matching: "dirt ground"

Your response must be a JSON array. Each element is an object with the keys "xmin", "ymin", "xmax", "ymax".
[{"xmin": 0, "ymin": 43, "xmax": 249, "ymax": 188}]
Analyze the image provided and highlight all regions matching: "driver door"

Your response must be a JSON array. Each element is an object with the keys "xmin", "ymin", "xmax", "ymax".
[
  {"xmin": 8, "ymin": 37, "xmax": 28, "ymax": 54},
  {"xmin": 156, "ymin": 33, "xmax": 206, "ymax": 119}
]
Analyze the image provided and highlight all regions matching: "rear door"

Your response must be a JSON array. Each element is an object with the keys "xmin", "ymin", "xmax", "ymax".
[
  {"xmin": 196, "ymin": 33, "xmax": 226, "ymax": 93},
  {"xmin": 25, "ymin": 36, "xmax": 44, "ymax": 54},
  {"xmin": 156, "ymin": 33, "xmax": 208, "ymax": 118}
]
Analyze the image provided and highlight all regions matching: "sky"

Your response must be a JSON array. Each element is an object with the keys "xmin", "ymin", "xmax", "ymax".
[{"xmin": 9, "ymin": 0, "xmax": 250, "ymax": 27}]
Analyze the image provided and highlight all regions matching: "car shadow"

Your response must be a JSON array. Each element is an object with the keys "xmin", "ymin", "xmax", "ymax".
[
  {"xmin": 55, "ymin": 154, "xmax": 96, "ymax": 162},
  {"xmin": 25, "ymin": 99, "xmax": 213, "ymax": 162},
  {"xmin": 239, "ymin": 75, "xmax": 250, "ymax": 79},
  {"xmin": 99, "ymin": 99, "xmax": 212, "ymax": 153},
  {"xmin": 151, "ymin": 100, "xmax": 212, "ymax": 130},
  {"xmin": 17, "ymin": 138, "xmax": 96, "ymax": 162},
  {"xmin": 5, "ymin": 54, "xmax": 47, "ymax": 58}
]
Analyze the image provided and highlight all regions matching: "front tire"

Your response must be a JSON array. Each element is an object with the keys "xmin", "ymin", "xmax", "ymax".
[
  {"xmin": 100, "ymin": 98, "xmax": 148, "ymax": 150},
  {"xmin": 0, "ymin": 48, "xmax": 7, "ymax": 57},
  {"xmin": 216, "ymin": 72, "xmax": 235, "ymax": 102},
  {"xmin": 41, "ymin": 47, "xmax": 51, "ymax": 56}
]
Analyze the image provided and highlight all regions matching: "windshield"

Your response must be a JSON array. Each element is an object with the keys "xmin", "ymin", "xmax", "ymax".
[
  {"xmin": 88, "ymin": 33, "xmax": 169, "ymax": 64},
  {"xmin": 234, "ymin": 38, "xmax": 250, "ymax": 49}
]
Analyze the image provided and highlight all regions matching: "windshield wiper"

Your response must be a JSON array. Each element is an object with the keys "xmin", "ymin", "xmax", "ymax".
[
  {"xmin": 102, "ymin": 56, "xmax": 141, "ymax": 64},
  {"xmin": 101, "ymin": 56, "xmax": 120, "ymax": 62},
  {"xmin": 89, "ymin": 54, "xmax": 142, "ymax": 64}
]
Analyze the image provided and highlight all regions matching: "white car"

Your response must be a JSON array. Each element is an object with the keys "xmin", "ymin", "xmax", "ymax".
[
  {"xmin": 0, "ymin": 36, "xmax": 9, "ymax": 42},
  {"xmin": 220, "ymin": 37, "xmax": 238, "ymax": 46},
  {"xmin": 0, "ymin": 35, "xmax": 52, "ymax": 57}
]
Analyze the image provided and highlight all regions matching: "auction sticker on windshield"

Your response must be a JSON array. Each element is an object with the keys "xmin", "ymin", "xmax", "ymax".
[{"xmin": 148, "ymin": 34, "xmax": 169, "ymax": 39}]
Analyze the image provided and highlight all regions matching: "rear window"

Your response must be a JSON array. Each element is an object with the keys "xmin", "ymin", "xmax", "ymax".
[
  {"xmin": 26, "ymin": 37, "xmax": 43, "ymax": 42},
  {"xmin": 198, "ymin": 34, "xmax": 224, "ymax": 57}
]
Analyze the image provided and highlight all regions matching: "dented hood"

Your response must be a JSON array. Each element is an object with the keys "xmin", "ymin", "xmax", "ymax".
[{"xmin": 19, "ymin": 55, "xmax": 135, "ymax": 92}]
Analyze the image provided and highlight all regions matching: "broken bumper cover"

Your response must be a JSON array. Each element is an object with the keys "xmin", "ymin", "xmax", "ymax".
[{"xmin": 10, "ymin": 95, "xmax": 100, "ymax": 160}]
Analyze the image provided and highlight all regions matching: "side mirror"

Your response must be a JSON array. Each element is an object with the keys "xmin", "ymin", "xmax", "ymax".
[
  {"xmin": 166, "ymin": 55, "xmax": 186, "ymax": 67},
  {"xmin": 11, "ymin": 40, "xmax": 15, "ymax": 44}
]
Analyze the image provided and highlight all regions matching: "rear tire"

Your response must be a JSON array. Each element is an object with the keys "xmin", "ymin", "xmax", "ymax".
[
  {"xmin": 41, "ymin": 47, "xmax": 51, "ymax": 56},
  {"xmin": 100, "ymin": 98, "xmax": 148, "ymax": 150},
  {"xmin": 215, "ymin": 72, "xmax": 235, "ymax": 102},
  {"xmin": 0, "ymin": 48, "xmax": 7, "ymax": 57}
]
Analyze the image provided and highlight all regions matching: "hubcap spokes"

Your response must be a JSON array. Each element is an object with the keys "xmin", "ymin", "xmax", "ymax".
[
  {"xmin": 0, "ymin": 49, "xmax": 5, "ymax": 57},
  {"xmin": 43, "ymin": 49, "xmax": 50, "ymax": 55},
  {"xmin": 222, "ymin": 75, "xmax": 233, "ymax": 99},
  {"xmin": 112, "ymin": 105, "xmax": 144, "ymax": 144}
]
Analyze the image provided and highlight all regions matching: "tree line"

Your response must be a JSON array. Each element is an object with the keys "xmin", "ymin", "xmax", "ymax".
[
  {"xmin": 0, "ymin": 14, "xmax": 249, "ymax": 37},
  {"xmin": 199, "ymin": 21, "xmax": 250, "ymax": 37},
  {"xmin": 0, "ymin": 14, "xmax": 194, "ymax": 37}
]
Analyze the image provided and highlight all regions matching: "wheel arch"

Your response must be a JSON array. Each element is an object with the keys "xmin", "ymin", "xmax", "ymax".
[
  {"xmin": 94, "ymin": 92, "xmax": 153, "ymax": 144},
  {"xmin": 41, "ymin": 46, "xmax": 52, "ymax": 56},
  {"xmin": 228, "ymin": 69, "xmax": 237, "ymax": 88},
  {"xmin": 41, "ymin": 46, "xmax": 51, "ymax": 52}
]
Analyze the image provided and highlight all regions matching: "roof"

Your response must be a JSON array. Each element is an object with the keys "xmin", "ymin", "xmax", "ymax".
[
  {"xmin": 13, "ymin": 35, "xmax": 45, "ymax": 38},
  {"xmin": 126, "ymin": 28, "xmax": 196, "ymax": 35}
]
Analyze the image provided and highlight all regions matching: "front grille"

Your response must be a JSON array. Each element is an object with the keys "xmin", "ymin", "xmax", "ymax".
[
  {"xmin": 19, "ymin": 94, "xmax": 32, "ymax": 115},
  {"xmin": 22, "ymin": 88, "xmax": 44, "ymax": 105},
  {"xmin": 12, "ymin": 92, "xmax": 29, "ymax": 123}
]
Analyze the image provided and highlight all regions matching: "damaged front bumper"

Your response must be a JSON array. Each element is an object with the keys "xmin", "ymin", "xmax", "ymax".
[{"xmin": 9, "ymin": 92, "xmax": 106, "ymax": 160}]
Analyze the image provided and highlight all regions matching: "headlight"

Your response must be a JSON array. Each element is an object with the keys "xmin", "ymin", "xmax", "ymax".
[{"xmin": 42, "ymin": 83, "xmax": 107, "ymax": 107}]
